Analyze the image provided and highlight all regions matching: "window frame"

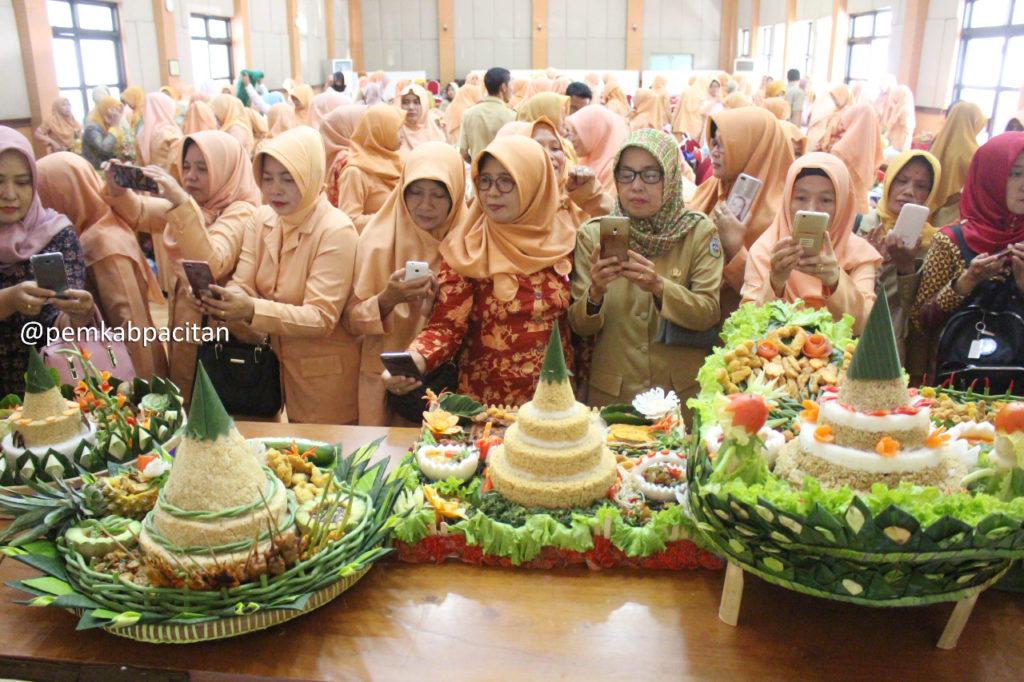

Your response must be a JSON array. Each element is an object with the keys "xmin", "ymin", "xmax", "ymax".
[
  {"xmin": 951, "ymin": 0, "xmax": 1024, "ymax": 136},
  {"xmin": 845, "ymin": 8, "xmax": 892, "ymax": 85},
  {"xmin": 49, "ymin": 0, "xmax": 127, "ymax": 120},
  {"xmin": 189, "ymin": 13, "xmax": 234, "ymax": 83}
]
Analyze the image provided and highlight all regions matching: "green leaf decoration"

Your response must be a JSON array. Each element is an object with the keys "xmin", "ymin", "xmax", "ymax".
[
  {"xmin": 846, "ymin": 287, "xmax": 902, "ymax": 381},
  {"xmin": 24, "ymin": 349, "xmax": 56, "ymax": 394},
  {"xmin": 438, "ymin": 393, "xmax": 484, "ymax": 417},
  {"xmin": 0, "ymin": 394, "xmax": 22, "ymax": 409},
  {"xmin": 539, "ymin": 325, "xmax": 572, "ymax": 384},
  {"xmin": 184, "ymin": 363, "xmax": 234, "ymax": 441}
]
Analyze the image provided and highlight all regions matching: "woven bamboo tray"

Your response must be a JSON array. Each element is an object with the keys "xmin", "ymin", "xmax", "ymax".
[{"xmin": 77, "ymin": 563, "xmax": 372, "ymax": 644}]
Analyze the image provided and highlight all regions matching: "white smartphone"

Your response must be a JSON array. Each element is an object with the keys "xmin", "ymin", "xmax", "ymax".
[
  {"xmin": 792, "ymin": 211, "xmax": 830, "ymax": 256},
  {"xmin": 726, "ymin": 173, "xmax": 762, "ymax": 222},
  {"xmin": 404, "ymin": 261, "xmax": 431, "ymax": 282},
  {"xmin": 892, "ymin": 203, "xmax": 930, "ymax": 249}
]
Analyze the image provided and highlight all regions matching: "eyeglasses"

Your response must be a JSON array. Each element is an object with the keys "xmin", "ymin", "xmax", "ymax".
[
  {"xmin": 475, "ymin": 174, "xmax": 516, "ymax": 193},
  {"xmin": 614, "ymin": 167, "xmax": 664, "ymax": 185}
]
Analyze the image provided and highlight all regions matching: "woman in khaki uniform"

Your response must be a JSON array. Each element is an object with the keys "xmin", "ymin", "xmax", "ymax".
[
  {"xmin": 569, "ymin": 129, "xmax": 723, "ymax": 418},
  {"xmin": 200, "ymin": 127, "xmax": 361, "ymax": 424},
  {"xmin": 100, "ymin": 130, "xmax": 261, "ymax": 402}
]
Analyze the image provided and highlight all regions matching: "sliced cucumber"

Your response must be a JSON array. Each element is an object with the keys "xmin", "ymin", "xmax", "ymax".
[
  {"xmin": 65, "ymin": 516, "xmax": 141, "ymax": 560},
  {"xmin": 296, "ymin": 495, "xmax": 367, "ymax": 535}
]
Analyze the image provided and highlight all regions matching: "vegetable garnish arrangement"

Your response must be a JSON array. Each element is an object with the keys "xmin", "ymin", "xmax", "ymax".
[
  {"xmin": 0, "ymin": 366, "xmax": 404, "ymax": 643},
  {"xmin": 687, "ymin": 295, "xmax": 1024, "ymax": 649},
  {"xmin": 391, "ymin": 332, "xmax": 721, "ymax": 571},
  {"xmin": 0, "ymin": 347, "xmax": 185, "ymax": 487}
]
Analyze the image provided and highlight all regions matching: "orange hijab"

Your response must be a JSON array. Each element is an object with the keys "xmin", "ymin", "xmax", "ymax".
[
  {"xmin": 398, "ymin": 84, "xmax": 445, "ymax": 152},
  {"xmin": 320, "ymin": 105, "xmax": 368, "ymax": 170},
  {"xmin": 761, "ymin": 98, "xmax": 791, "ymax": 121},
  {"xmin": 882, "ymin": 85, "xmax": 915, "ymax": 151},
  {"xmin": 246, "ymin": 108, "xmax": 267, "ymax": 143},
  {"xmin": 354, "ymin": 141, "xmax": 466, "ymax": 303},
  {"xmin": 291, "ymin": 84, "xmax": 315, "ymax": 125},
  {"xmin": 266, "ymin": 102, "xmax": 299, "ymax": 138},
  {"xmin": 746, "ymin": 153, "xmax": 881, "ymax": 307},
  {"xmin": 671, "ymin": 87, "xmax": 704, "ymax": 140},
  {"xmin": 690, "ymin": 107, "xmax": 795, "ymax": 245},
  {"xmin": 928, "ymin": 101, "xmax": 988, "ymax": 211},
  {"xmin": 827, "ymin": 103, "xmax": 884, "ymax": 214},
  {"xmin": 603, "ymin": 80, "xmax": 629, "ymax": 118},
  {"xmin": 211, "ymin": 95, "xmax": 252, "ymax": 139},
  {"xmin": 765, "ymin": 81, "xmax": 786, "ymax": 98},
  {"xmin": 309, "ymin": 89, "xmax": 352, "ymax": 128},
  {"xmin": 42, "ymin": 98, "xmax": 81, "ymax": 150},
  {"xmin": 121, "ymin": 86, "xmax": 145, "ymax": 130},
  {"xmin": 439, "ymin": 136, "xmax": 573, "ymax": 301},
  {"xmin": 516, "ymin": 92, "xmax": 570, "ymax": 127},
  {"xmin": 723, "ymin": 92, "xmax": 752, "ymax": 109},
  {"xmin": 35, "ymin": 152, "xmax": 161, "ymax": 300},
  {"xmin": 496, "ymin": 117, "xmax": 583, "ymax": 226},
  {"xmin": 254, "ymin": 126, "xmax": 331, "ymax": 232},
  {"xmin": 182, "ymin": 99, "xmax": 218, "ymax": 135},
  {"xmin": 443, "ymin": 84, "xmax": 482, "ymax": 143},
  {"xmin": 552, "ymin": 77, "xmax": 571, "ymax": 95},
  {"xmin": 566, "ymin": 105, "xmax": 631, "ymax": 194},
  {"xmin": 630, "ymin": 88, "xmax": 669, "ymax": 130},
  {"xmin": 346, "ymin": 104, "xmax": 406, "ymax": 182}
]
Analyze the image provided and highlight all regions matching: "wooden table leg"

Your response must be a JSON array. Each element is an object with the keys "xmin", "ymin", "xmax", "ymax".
[
  {"xmin": 936, "ymin": 593, "xmax": 979, "ymax": 649},
  {"xmin": 718, "ymin": 561, "xmax": 745, "ymax": 626}
]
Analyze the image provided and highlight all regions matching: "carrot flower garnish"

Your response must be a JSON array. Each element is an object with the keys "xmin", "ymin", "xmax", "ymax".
[
  {"xmin": 876, "ymin": 437, "xmax": 901, "ymax": 457},
  {"xmin": 800, "ymin": 400, "xmax": 819, "ymax": 423},
  {"xmin": 925, "ymin": 427, "xmax": 951, "ymax": 449},
  {"xmin": 814, "ymin": 424, "xmax": 833, "ymax": 443}
]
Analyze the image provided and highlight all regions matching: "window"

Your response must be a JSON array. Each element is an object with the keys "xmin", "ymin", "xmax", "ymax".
[
  {"xmin": 48, "ymin": 0, "xmax": 126, "ymax": 123},
  {"xmin": 759, "ymin": 25, "xmax": 774, "ymax": 68},
  {"xmin": 737, "ymin": 28, "xmax": 751, "ymax": 57},
  {"xmin": 846, "ymin": 8, "xmax": 891, "ymax": 85},
  {"xmin": 952, "ymin": 0, "xmax": 1024, "ymax": 136},
  {"xmin": 649, "ymin": 54, "xmax": 694, "ymax": 71},
  {"xmin": 190, "ymin": 14, "xmax": 234, "ymax": 86},
  {"xmin": 793, "ymin": 21, "xmax": 814, "ymax": 77}
]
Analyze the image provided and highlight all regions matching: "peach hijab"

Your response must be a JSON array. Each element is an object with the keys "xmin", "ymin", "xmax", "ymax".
[
  {"xmin": 603, "ymin": 80, "xmax": 630, "ymax": 118},
  {"xmin": 928, "ymin": 101, "xmax": 988, "ymax": 211},
  {"xmin": 320, "ymin": 105, "xmax": 368, "ymax": 170},
  {"xmin": 42, "ymin": 98, "xmax": 81, "ymax": 150},
  {"xmin": 630, "ymin": 88, "xmax": 669, "ymax": 130},
  {"xmin": 566, "ymin": 104, "xmax": 631, "ymax": 194},
  {"xmin": 827, "ymin": 103, "xmax": 884, "ymax": 214},
  {"xmin": 690, "ymin": 107, "xmax": 796, "ymax": 245},
  {"xmin": 439, "ymin": 136, "xmax": 573, "ymax": 301},
  {"xmin": 309, "ymin": 89, "xmax": 352, "ymax": 128},
  {"xmin": 137, "ymin": 92, "xmax": 181, "ymax": 165},
  {"xmin": 182, "ymin": 98, "xmax": 218, "ymax": 135},
  {"xmin": 397, "ymin": 84, "xmax": 446, "ymax": 151},
  {"xmin": 210, "ymin": 94, "xmax": 253, "ymax": 144},
  {"xmin": 266, "ymin": 102, "xmax": 299, "ymax": 138},
  {"xmin": 346, "ymin": 104, "xmax": 406, "ymax": 183},
  {"xmin": 353, "ymin": 141, "xmax": 466, "ymax": 302},
  {"xmin": 35, "ymin": 151, "xmax": 161, "ymax": 301},
  {"xmin": 745, "ymin": 152, "xmax": 881, "ymax": 307},
  {"xmin": 671, "ymin": 87, "xmax": 704, "ymax": 140},
  {"xmin": 509, "ymin": 79, "xmax": 529, "ymax": 109},
  {"xmin": 253, "ymin": 126, "xmax": 331, "ymax": 231}
]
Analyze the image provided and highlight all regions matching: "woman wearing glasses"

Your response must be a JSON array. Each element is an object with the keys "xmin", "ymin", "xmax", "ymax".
[
  {"xmin": 569, "ymin": 129, "xmax": 723, "ymax": 417},
  {"xmin": 388, "ymin": 136, "xmax": 577, "ymax": 406}
]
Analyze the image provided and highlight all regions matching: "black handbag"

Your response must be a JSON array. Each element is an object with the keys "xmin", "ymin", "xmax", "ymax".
[
  {"xmin": 195, "ymin": 316, "xmax": 282, "ymax": 417},
  {"xmin": 656, "ymin": 318, "xmax": 721, "ymax": 348}
]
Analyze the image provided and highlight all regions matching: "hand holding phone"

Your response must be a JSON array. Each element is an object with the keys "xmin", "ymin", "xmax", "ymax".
[
  {"xmin": 380, "ymin": 352, "xmax": 424, "ymax": 381},
  {"xmin": 726, "ymin": 173, "xmax": 762, "ymax": 221},
  {"xmin": 404, "ymin": 261, "xmax": 431, "ymax": 282},
  {"xmin": 182, "ymin": 260, "xmax": 216, "ymax": 299},
  {"xmin": 109, "ymin": 162, "xmax": 160, "ymax": 193},
  {"xmin": 599, "ymin": 216, "xmax": 630, "ymax": 262},
  {"xmin": 792, "ymin": 211, "xmax": 830, "ymax": 256},
  {"xmin": 30, "ymin": 252, "xmax": 70, "ymax": 298},
  {"xmin": 892, "ymin": 203, "xmax": 929, "ymax": 250}
]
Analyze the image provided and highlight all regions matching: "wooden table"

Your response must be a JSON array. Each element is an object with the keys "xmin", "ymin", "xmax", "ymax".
[{"xmin": 1, "ymin": 423, "xmax": 1023, "ymax": 681}]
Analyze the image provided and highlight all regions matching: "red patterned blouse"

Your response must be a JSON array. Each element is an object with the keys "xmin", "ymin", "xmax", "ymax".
[
  {"xmin": 409, "ymin": 261, "xmax": 573, "ymax": 406},
  {"xmin": 325, "ymin": 158, "xmax": 347, "ymax": 208}
]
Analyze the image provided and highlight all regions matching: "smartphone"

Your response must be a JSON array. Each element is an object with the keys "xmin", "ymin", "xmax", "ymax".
[
  {"xmin": 380, "ymin": 352, "xmax": 424, "ymax": 381},
  {"xmin": 792, "ymin": 211, "xmax": 830, "ymax": 256},
  {"xmin": 109, "ymin": 162, "xmax": 159, "ymax": 193},
  {"xmin": 30, "ymin": 252, "xmax": 69, "ymax": 297},
  {"xmin": 182, "ymin": 260, "xmax": 216, "ymax": 299},
  {"xmin": 599, "ymin": 216, "xmax": 631, "ymax": 262},
  {"xmin": 892, "ymin": 203, "xmax": 930, "ymax": 249},
  {"xmin": 726, "ymin": 173, "xmax": 762, "ymax": 222},
  {"xmin": 404, "ymin": 261, "xmax": 431, "ymax": 282}
]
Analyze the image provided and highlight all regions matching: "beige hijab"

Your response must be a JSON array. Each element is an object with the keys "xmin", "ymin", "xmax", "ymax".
[
  {"xmin": 397, "ymin": 84, "xmax": 446, "ymax": 153},
  {"xmin": 346, "ymin": 104, "xmax": 406, "ymax": 182},
  {"xmin": 320, "ymin": 105, "xmax": 368, "ymax": 170},
  {"xmin": 440, "ymin": 136, "xmax": 574, "ymax": 301}
]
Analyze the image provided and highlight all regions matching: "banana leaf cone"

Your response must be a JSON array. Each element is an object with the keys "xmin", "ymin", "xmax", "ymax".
[{"xmin": 686, "ymin": 418, "xmax": 1024, "ymax": 606}]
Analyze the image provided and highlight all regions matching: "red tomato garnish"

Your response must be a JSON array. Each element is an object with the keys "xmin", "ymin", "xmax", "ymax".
[
  {"xmin": 995, "ymin": 403, "xmax": 1024, "ymax": 434},
  {"xmin": 137, "ymin": 454, "xmax": 158, "ymax": 471},
  {"xmin": 892, "ymin": 407, "xmax": 920, "ymax": 415},
  {"xmin": 868, "ymin": 410, "xmax": 889, "ymax": 417},
  {"xmin": 724, "ymin": 393, "xmax": 769, "ymax": 434},
  {"xmin": 802, "ymin": 333, "xmax": 833, "ymax": 359},
  {"xmin": 756, "ymin": 339, "xmax": 780, "ymax": 360}
]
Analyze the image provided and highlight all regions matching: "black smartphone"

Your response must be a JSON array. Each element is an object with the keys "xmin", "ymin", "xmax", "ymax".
[
  {"xmin": 182, "ymin": 260, "xmax": 216, "ymax": 299},
  {"xmin": 380, "ymin": 352, "xmax": 424, "ymax": 381},
  {"xmin": 30, "ymin": 252, "xmax": 69, "ymax": 297},
  {"xmin": 109, "ymin": 162, "xmax": 160, "ymax": 193}
]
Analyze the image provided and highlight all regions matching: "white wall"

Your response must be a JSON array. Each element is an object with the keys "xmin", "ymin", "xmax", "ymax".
[
  {"xmin": 296, "ymin": 0, "xmax": 327, "ymax": 85},
  {"xmin": 916, "ymin": 0, "xmax": 961, "ymax": 109},
  {"xmin": 363, "ymin": 0, "xmax": 440, "ymax": 76},
  {"xmin": 120, "ymin": 0, "xmax": 162, "ymax": 91},
  {"xmin": 248, "ymin": 0, "xmax": 290, "ymax": 88},
  {"xmin": 333, "ymin": 0, "xmax": 350, "ymax": 64},
  {"xmin": 449, "ymin": 0, "xmax": 531, "ymax": 77},
  {"xmin": 0, "ymin": 0, "xmax": 31, "ymax": 120},
  {"xmin": 548, "ymin": 0, "xmax": 627, "ymax": 71},
  {"xmin": 642, "ymin": 0, "xmax": 721, "ymax": 70}
]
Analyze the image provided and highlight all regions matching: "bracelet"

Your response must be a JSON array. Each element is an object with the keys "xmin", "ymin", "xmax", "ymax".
[{"xmin": 586, "ymin": 290, "xmax": 602, "ymax": 307}]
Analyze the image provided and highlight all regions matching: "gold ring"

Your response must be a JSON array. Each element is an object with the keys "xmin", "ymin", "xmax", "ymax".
[{"xmin": 220, "ymin": 311, "xmax": 227, "ymax": 318}]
